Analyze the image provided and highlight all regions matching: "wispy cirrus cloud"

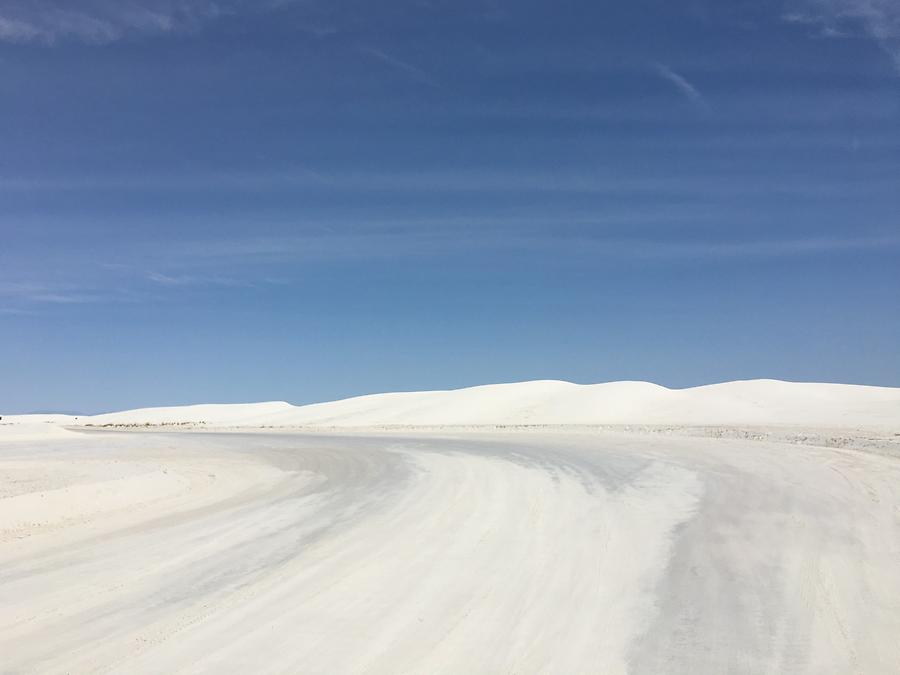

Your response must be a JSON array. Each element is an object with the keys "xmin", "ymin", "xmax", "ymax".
[
  {"xmin": 0, "ymin": 281, "xmax": 112, "ymax": 304},
  {"xmin": 2, "ymin": 229, "xmax": 897, "ymax": 317},
  {"xmin": 0, "ymin": 307, "xmax": 36, "ymax": 316},
  {"xmin": 598, "ymin": 233, "xmax": 900, "ymax": 260},
  {"xmin": 784, "ymin": 0, "xmax": 900, "ymax": 72},
  {"xmin": 7, "ymin": 166, "xmax": 897, "ymax": 199},
  {"xmin": 653, "ymin": 63, "xmax": 710, "ymax": 113},
  {"xmin": 359, "ymin": 47, "xmax": 439, "ymax": 87},
  {"xmin": 0, "ymin": 0, "xmax": 287, "ymax": 45},
  {"xmin": 147, "ymin": 271, "xmax": 256, "ymax": 287},
  {"xmin": 171, "ymin": 229, "xmax": 900, "ymax": 266}
]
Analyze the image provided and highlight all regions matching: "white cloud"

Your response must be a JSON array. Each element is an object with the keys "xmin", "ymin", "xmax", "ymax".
[
  {"xmin": 3, "ymin": 166, "xmax": 898, "ymax": 199},
  {"xmin": 0, "ymin": 280, "xmax": 128, "ymax": 304},
  {"xmin": 653, "ymin": 63, "xmax": 710, "ymax": 113},
  {"xmin": 610, "ymin": 233, "xmax": 900, "ymax": 260},
  {"xmin": 2, "ymin": 228, "xmax": 897, "ymax": 316},
  {"xmin": 360, "ymin": 47, "xmax": 439, "ymax": 87},
  {"xmin": 0, "ymin": 1, "xmax": 242, "ymax": 44},
  {"xmin": 171, "ymin": 230, "xmax": 900, "ymax": 266},
  {"xmin": 147, "ymin": 271, "xmax": 254, "ymax": 287},
  {"xmin": 785, "ymin": 0, "xmax": 900, "ymax": 72}
]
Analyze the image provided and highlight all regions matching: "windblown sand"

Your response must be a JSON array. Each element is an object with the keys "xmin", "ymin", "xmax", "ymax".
[{"xmin": 2, "ymin": 380, "xmax": 899, "ymax": 673}]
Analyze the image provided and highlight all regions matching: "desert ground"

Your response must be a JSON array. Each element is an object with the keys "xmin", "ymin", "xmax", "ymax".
[{"xmin": 2, "ymin": 380, "xmax": 899, "ymax": 674}]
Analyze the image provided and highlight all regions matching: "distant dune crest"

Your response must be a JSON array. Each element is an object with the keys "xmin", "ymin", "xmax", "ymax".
[{"xmin": 10, "ymin": 379, "xmax": 897, "ymax": 430}]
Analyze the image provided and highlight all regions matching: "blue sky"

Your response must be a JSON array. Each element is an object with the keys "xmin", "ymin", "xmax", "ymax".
[{"xmin": 1, "ymin": 0, "xmax": 899, "ymax": 413}]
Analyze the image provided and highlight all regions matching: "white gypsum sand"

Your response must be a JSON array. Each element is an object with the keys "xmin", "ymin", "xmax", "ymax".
[
  {"xmin": 13, "ymin": 378, "xmax": 896, "ymax": 430},
  {"xmin": 1, "ymin": 379, "xmax": 899, "ymax": 673}
]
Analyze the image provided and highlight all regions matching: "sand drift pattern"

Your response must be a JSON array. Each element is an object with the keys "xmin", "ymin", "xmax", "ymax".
[{"xmin": 2, "ymin": 430, "xmax": 899, "ymax": 673}]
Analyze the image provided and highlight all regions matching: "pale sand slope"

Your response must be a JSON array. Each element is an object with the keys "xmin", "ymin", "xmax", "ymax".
[
  {"xmin": 2, "ymin": 429, "xmax": 900, "ymax": 674},
  {"xmin": 31, "ymin": 378, "xmax": 900, "ymax": 429},
  {"xmin": 0, "ymin": 415, "xmax": 82, "ymax": 442}
]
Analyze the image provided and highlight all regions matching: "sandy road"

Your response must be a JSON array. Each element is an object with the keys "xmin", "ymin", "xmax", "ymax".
[{"xmin": 1, "ymin": 430, "xmax": 899, "ymax": 674}]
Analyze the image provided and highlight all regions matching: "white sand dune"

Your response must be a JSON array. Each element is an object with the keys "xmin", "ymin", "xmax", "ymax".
[
  {"xmin": 0, "ymin": 415, "xmax": 84, "ymax": 442},
  {"xmin": 2, "ymin": 380, "xmax": 899, "ymax": 673},
  {"xmin": 29, "ymin": 378, "xmax": 898, "ymax": 430}
]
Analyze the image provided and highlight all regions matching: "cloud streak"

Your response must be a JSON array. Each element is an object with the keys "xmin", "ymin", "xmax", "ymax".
[
  {"xmin": 785, "ymin": 0, "xmax": 900, "ymax": 73},
  {"xmin": 0, "ymin": 0, "xmax": 283, "ymax": 44},
  {"xmin": 653, "ymin": 63, "xmax": 710, "ymax": 113},
  {"xmin": 5, "ymin": 166, "xmax": 896, "ymax": 199},
  {"xmin": 0, "ymin": 281, "xmax": 110, "ymax": 304},
  {"xmin": 2, "ymin": 230, "xmax": 897, "ymax": 316},
  {"xmin": 360, "ymin": 47, "xmax": 439, "ymax": 87},
  {"xmin": 147, "ymin": 271, "xmax": 256, "ymax": 287},
  {"xmin": 173, "ymin": 230, "xmax": 900, "ymax": 266}
]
